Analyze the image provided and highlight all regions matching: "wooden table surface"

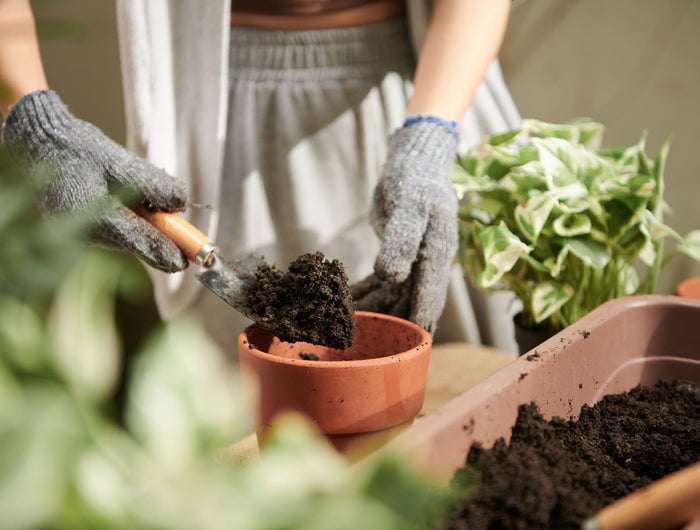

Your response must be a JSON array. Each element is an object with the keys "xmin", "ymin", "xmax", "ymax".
[{"xmin": 219, "ymin": 342, "xmax": 515, "ymax": 462}]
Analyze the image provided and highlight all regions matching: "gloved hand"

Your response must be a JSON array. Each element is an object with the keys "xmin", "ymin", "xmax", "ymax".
[
  {"xmin": 1, "ymin": 90, "xmax": 188, "ymax": 272},
  {"xmin": 356, "ymin": 117, "xmax": 459, "ymax": 335}
]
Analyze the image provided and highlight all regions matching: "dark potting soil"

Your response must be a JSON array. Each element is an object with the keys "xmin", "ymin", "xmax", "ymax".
[
  {"xmin": 245, "ymin": 251, "xmax": 356, "ymax": 350},
  {"xmin": 443, "ymin": 379, "xmax": 700, "ymax": 530}
]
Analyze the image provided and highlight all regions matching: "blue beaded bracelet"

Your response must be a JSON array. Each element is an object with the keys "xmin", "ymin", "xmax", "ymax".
[{"xmin": 403, "ymin": 114, "xmax": 459, "ymax": 134}]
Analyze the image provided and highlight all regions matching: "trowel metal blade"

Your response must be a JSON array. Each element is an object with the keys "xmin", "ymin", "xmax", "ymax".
[{"xmin": 196, "ymin": 253, "xmax": 265, "ymax": 321}]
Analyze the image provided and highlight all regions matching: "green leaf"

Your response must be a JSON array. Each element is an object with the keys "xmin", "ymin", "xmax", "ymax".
[
  {"xmin": 652, "ymin": 137, "xmax": 671, "ymax": 182},
  {"xmin": 468, "ymin": 197, "xmax": 505, "ymax": 218},
  {"xmin": 515, "ymin": 193, "xmax": 556, "ymax": 243},
  {"xmin": 476, "ymin": 222, "xmax": 530, "ymax": 288},
  {"xmin": 523, "ymin": 118, "xmax": 605, "ymax": 148},
  {"xmin": 555, "ymin": 198, "xmax": 589, "ymax": 214},
  {"xmin": 126, "ymin": 317, "xmax": 248, "ymax": 464},
  {"xmin": 568, "ymin": 238, "xmax": 611, "ymax": 269},
  {"xmin": 635, "ymin": 133, "xmax": 652, "ymax": 175},
  {"xmin": 450, "ymin": 164, "xmax": 473, "ymax": 200},
  {"xmin": 631, "ymin": 214, "xmax": 681, "ymax": 266},
  {"xmin": 604, "ymin": 173, "xmax": 655, "ymax": 203},
  {"xmin": 504, "ymin": 161, "xmax": 548, "ymax": 195},
  {"xmin": 619, "ymin": 265, "xmax": 640, "ymax": 296},
  {"xmin": 552, "ymin": 213, "xmax": 591, "ymax": 237},
  {"xmin": 613, "ymin": 216, "xmax": 656, "ymax": 266},
  {"xmin": 576, "ymin": 120, "xmax": 606, "ymax": 150},
  {"xmin": 486, "ymin": 128, "xmax": 524, "ymax": 146},
  {"xmin": 0, "ymin": 389, "xmax": 83, "ymax": 530},
  {"xmin": 598, "ymin": 145, "xmax": 634, "ymax": 165},
  {"xmin": 583, "ymin": 198, "xmax": 609, "ymax": 233},
  {"xmin": 450, "ymin": 164, "xmax": 496, "ymax": 198},
  {"xmin": 543, "ymin": 245, "xmax": 569, "ymax": 277},
  {"xmin": 650, "ymin": 137, "xmax": 671, "ymax": 216},
  {"xmin": 676, "ymin": 230, "xmax": 700, "ymax": 261},
  {"xmin": 637, "ymin": 238, "xmax": 656, "ymax": 267},
  {"xmin": 457, "ymin": 224, "xmax": 487, "ymax": 277},
  {"xmin": 532, "ymin": 281, "xmax": 574, "ymax": 323},
  {"xmin": 604, "ymin": 199, "xmax": 642, "ymax": 239},
  {"xmin": 645, "ymin": 211, "xmax": 682, "ymax": 242},
  {"xmin": 0, "ymin": 297, "xmax": 46, "ymax": 371},
  {"xmin": 461, "ymin": 246, "xmax": 486, "ymax": 279},
  {"xmin": 0, "ymin": 186, "xmax": 35, "ymax": 231},
  {"xmin": 49, "ymin": 251, "xmax": 122, "ymax": 402},
  {"xmin": 532, "ymin": 138, "xmax": 588, "ymax": 199},
  {"xmin": 483, "ymin": 145, "xmax": 528, "ymax": 181}
]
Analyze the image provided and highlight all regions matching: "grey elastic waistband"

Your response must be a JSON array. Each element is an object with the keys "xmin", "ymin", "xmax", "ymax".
[{"xmin": 229, "ymin": 16, "xmax": 415, "ymax": 81}]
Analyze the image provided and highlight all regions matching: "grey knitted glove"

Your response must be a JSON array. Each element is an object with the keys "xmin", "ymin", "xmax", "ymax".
[
  {"xmin": 1, "ymin": 90, "xmax": 188, "ymax": 272},
  {"xmin": 362, "ymin": 119, "xmax": 459, "ymax": 335}
]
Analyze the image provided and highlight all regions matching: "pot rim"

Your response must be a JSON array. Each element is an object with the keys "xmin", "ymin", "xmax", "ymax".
[{"xmin": 238, "ymin": 311, "xmax": 431, "ymax": 368}]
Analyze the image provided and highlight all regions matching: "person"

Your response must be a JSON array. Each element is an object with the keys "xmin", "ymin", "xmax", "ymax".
[{"xmin": 0, "ymin": 0, "xmax": 521, "ymax": 355}]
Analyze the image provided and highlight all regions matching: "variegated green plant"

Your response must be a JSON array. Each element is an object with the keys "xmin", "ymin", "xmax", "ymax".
[{"xmin": 451, "ymin": 119, "xmax": 700, "ymax": 331}]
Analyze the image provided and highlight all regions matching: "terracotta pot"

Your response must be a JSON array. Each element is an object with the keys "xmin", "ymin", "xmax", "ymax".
[
  {"xmin": 389, "ymin": 295, "xmax": 700, "ymax": 501},
  {"xmin": 675, "ymin": 276, "xmax": 700, "ymax": 299},
  {"xmin": 237, "ymin": 311, "xmax": 431, "ymax": 447}
]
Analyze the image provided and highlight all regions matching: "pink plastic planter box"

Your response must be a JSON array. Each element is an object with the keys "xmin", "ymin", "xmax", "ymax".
[{"xmin": 391, "ymin": 295, "xmax": 700, "ymax": 527}]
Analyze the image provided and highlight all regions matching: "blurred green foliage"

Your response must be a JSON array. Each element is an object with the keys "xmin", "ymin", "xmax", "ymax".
[
  {"xmin": 31, "ymin": 0, "xmax": 85, "ymax": 43},
  {"xmin": 0, "ymin": 144, "xmax": 460, "ymax": 529},
  {"xmin": 0, "ymin": 4, "xmax": 468, "ymax": 527}
]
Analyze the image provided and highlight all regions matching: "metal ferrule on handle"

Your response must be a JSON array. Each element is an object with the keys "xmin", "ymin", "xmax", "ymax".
[
  {"xmin": 136, "ymin": 207, "xmax": 219, "ymax": 268},
  {"xmin": 195, "ymin": 241, "xmax": 219, "ymax": 268}
]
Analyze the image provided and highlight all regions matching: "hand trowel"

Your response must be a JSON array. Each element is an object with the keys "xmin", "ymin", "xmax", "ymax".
[
  {"xmin": 137, "ymin": 208, "xmax": 357, "ymax": 350},
  {"xmin": 137, "ymin": 207, "xmax": 266, "ymax": 324}
]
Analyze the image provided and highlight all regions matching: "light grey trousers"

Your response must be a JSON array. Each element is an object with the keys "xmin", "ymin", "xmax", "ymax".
[{"xmin": 192, "ymin": 16, "xmax": 520, "ymax": 356}]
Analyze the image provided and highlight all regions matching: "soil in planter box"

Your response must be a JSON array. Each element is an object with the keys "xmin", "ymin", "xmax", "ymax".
[
  {"xmin": 443, "ymin": 379, "xmax": 700, "ymax": 530},
  {"xmin": 246, "ymin": 251, "xmax": 356, "ymax": 350}
]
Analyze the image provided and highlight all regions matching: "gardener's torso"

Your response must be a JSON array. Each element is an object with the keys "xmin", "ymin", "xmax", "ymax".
[{"xmin": 230, "ymin": 0, "xmax": 406, "ymax": 29}]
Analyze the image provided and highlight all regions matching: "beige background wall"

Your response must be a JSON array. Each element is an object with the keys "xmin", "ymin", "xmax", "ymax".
[{"xmin": 33, "ymin": 0, "xmax": 700, "ymax": 295}]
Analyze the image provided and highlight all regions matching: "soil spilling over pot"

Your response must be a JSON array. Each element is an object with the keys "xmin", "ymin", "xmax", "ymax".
[
  {"xmin": 444, "ymin": 379, "xmax": 700, "ymax": 529},
  {"xmin": 246, "ymin": 252, "xmax": 356, "ymax": 350}
]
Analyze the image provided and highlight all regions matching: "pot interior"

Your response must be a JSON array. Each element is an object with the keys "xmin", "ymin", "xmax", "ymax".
[{"xmin": 245, "ymin": 311, "xmax": 429, "ymax": 362}]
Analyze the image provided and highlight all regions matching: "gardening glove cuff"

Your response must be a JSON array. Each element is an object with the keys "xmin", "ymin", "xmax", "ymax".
[
  {"xmin": 368, "ymin": 118, "xmax": 459, "ymax": 334},
  {"xmin": 1, "ymin": 90, "xmax": 189, "ymax": 272}
]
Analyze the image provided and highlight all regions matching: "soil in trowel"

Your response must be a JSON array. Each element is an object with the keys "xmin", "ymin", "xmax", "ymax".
[
  {"xmin": 443, "ymin": 379, "xmax": 700, "ymax": 530},
  {"xmin": 246, "ymin": 251, "xmax": 356, "ymax": 350}
]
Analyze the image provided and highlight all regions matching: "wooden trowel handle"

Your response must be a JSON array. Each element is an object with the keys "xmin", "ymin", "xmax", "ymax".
[{"xmin": 136, "ymin": 207, "xmax": 218, "ymax": 267}]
